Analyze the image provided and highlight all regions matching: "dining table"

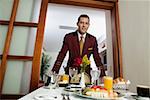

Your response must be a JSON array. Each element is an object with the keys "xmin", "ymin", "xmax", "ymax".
[{"xmin": 18, "ymin": 85, "xmax": 149, "ymax": 100}]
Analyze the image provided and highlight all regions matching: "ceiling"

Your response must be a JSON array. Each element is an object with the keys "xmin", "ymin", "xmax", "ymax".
[{"xmin": 43, "ymin": 3, "xmax": 107, "ymax": 52}]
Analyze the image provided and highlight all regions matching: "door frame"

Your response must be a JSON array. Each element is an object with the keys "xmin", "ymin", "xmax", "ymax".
[{"xmin": 30, "ymin": 0, "xmax": 122, "ymax": 91}]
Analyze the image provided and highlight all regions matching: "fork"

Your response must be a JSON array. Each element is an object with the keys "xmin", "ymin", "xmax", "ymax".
[
  {"xmin": 61, "ymin": 93, "xmax": 66, "ymax": 100},
  {"xmin": 66, "ymin": 93, "xmax": 71, "ymax": 100}
]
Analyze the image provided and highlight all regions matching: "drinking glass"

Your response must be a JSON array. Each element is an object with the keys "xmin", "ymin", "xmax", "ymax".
[
  {"xmin": 69, "ymin": 67, "xmax": 78, "ymax": 78},
  {"xmin": 69, "ymin": 67, "xmax": 78, "ymax": 84},
  {"xmin": 90, "ymin": 70, "xmax": 100, "ymax": 85},
  {"xmin": 48, "ymin": 73, "xmax": 59, "ymax": 89},
  {"xmin": 104, "ymin": 76, "xmax": 113, "ymax": 91},
  {"xmin": 62, "ymin": 74, "xmax": 69, "ymax": 83}
]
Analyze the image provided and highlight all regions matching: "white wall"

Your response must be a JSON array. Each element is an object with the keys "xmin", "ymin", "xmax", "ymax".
[
  {"xmin": 149, "ymin": 1, "xmax": 150, "ymax": 86},
  {"xmin": 45, "ymin": 3, "xmax": 107, "ymax": 52},
  {"xmin": 119, "ymin": 0, "xmax": 150, "ymax": 92}
]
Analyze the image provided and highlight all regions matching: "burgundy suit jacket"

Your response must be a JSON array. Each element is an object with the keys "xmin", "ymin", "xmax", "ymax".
[{"xmin": 52, "ymin": 31, "xmax": 103, "ymax": 75}]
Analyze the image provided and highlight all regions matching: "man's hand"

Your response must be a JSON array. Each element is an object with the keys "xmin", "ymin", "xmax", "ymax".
[{"xmin": 98, "ymin": 66, "xmax": 106, "ymax": 77}]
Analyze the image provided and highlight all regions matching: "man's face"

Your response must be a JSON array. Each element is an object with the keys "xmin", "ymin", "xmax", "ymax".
[{"xmin": 77, "ymin": 17, "xmax": 90, "ymax": 34}]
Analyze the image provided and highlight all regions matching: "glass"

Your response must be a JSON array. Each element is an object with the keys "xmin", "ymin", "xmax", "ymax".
[
  {"xmin": 9, "ymin": 26, "xmax": 36, "ymax": 56},
  {"xmin": 0, "ymin": 0, "xmax": 13, "ymax": 20},
  {"xmin": 90, "ymin": 70, "xmax": 100, "ymax": 85},
  {"xmin": 62, "ymin": 74, "xmax": 69, "ymax": 83},
  {"xmin": 0, "ymin": 26, "xmax": 8, "ymax": 54},
  {"xmin": 2, "ymin": 61, "xmax": 32, "ymax": 94},
  {"xmin": 69, "ymin": 67, "xmax": 78, "ymax": 78},
  {"xmin": 104, "ymin": 76, "xmax": 113, "ymax": 91},
  {"xmin": 16, "ymin": 0, "xmax": 41, "ymax": 23},
  {"xmin": 48, "ymin": 73, "xmax": 59, "ymax": 89},
  {"xmin": 69, "ymin": 67, "xmax": 78, "ymax": 84}
]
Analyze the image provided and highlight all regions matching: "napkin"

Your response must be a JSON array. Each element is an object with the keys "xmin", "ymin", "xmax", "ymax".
[{"xmin": 34, "ymin": 94, "xmax": 57, "ymax": 100}]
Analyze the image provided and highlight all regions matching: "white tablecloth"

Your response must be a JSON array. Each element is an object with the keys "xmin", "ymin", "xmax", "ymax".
[{"xmin": 18, "ymin": 87, "xmax": 139, "ymax": 100}]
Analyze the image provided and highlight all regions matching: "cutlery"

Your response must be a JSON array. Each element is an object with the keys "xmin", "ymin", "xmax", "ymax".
[
  {"xmin": 66, "ymin": 93, "xmax": 71, "ymax": 100},
  {"xmin": 61, "ymin": 93, "xmax": 66, "ymax": 100},
  {"xmin": 34, "ymin": 94, "xmax": 57, "ymax": 100}
]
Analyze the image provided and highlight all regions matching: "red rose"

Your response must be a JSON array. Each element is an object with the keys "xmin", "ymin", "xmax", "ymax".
[{"xmin": 73, "ymin": 57, "xmax": 82, "ymax": 67}]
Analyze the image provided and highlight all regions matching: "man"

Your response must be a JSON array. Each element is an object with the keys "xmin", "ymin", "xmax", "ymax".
[{"xmin": 52, "ymin": 14, "xmax": 106, "ymax": 77}]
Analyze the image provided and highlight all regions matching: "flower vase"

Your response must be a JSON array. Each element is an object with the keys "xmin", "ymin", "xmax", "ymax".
[{"xmin": 80, "ymin": 72, "xmax": 86, "ymax": 88}]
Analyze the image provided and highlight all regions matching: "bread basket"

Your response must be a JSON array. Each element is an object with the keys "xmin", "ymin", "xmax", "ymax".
[{"xmin": 113, "ymin": 77, "xmax": 130, "ymax": 90}]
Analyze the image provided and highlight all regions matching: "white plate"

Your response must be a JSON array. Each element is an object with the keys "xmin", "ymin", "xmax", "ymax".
[
  {"xmin": 68, "ymin": 84, "xmax": 81, "ymax": 88},
  {"xmin": 74, "ymin": 91, "xmax": 123, "ymax": 100},
  {"xmin": 64, "ymin": 88, "xmax": 81, "ymax": 92},
  {"xmin": 65, "ymin": 84, "xmax": 82, "ymax": 92}
]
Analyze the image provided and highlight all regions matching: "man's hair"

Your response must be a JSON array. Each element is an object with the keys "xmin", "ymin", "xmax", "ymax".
[{"xmin": 77, "ymin": 14, "xmax": 90, "ymax": 23}]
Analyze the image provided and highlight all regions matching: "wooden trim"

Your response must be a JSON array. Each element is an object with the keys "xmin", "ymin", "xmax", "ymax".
[
  {"xmin": 111, "ymin": 5, "xmax": 118, "ymax": 78},
  {"xmin": 115, "ymin": 2, "xmax": 123, "ymax": 77},
  {"xmin": 38, "ymin": 80, "xmax": 44, "ymax": 87},
  {"xmin": 0, "ymin": 0, "xmax": 19, "ymax": 95},
  {"xmin": 49, "ymin": 0, "xmax": 114, "ymax": 10},
  {"xmin": 0, "ymin": 55, "xmax": 33, "ymax": 61},
  {"xmin": 1, "ymin": 94, "xmax": 24, "ymax": 99},
  {"xmin": 110, "ymin": 2, "xmax": 122, "ymax": 78},
  {"xmin": 7, "ymin": 55, "xmax": 33, "ymax": 61},
  {"xmin": 101, "ymin": 0, "xmax": 118, "ymax": 2},
  {"xmin": 30, "ymin": 0, "xmax": 49, "ymax": 92},
  {"xmin": 0, "ymin": 20, "xmax": 38, "ymax": 27}
]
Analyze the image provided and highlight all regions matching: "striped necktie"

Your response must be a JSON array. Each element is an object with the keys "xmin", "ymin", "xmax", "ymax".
[{"xmin": 79, "ymin": 36, "xmax": 84, "ymax": 55}]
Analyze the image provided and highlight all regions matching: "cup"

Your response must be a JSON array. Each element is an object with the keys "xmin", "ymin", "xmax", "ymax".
[
  {"xmin": 104, "ymin": 76, "xmax": 113, "ymax": 91},
  {"xmin": 137, "ymin": 85, "xmax": 150, "ymax": 97},
  {"xmin": 45, "ymin": 76, "xmax": 51, "ymax": 86},
  {"xmin": 62, "ymin": 74, "xmax": 69, "ymax": 83},
  {"xmin": 90, "ymin": 70, "xmax": 100, "ymax": 85}
]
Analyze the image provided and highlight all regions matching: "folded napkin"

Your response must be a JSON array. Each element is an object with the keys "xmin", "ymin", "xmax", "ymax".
[{"xmin": 34, "ymin": 94, "xmax": 57, "ymax": 100}]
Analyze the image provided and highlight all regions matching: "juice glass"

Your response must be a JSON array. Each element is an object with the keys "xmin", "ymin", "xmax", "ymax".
[
  {"xmin": 104, "ymin": 76, "xmax": 113, "ymax": 91},
  {"xmin": 62, "ymin": 74, "xmax": 69, "ymax": 83}
]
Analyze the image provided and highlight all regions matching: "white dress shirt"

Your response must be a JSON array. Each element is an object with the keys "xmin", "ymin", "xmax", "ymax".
[{"xmin": 77, "ymin": 31, "xmax": 86, "ymax": 43}]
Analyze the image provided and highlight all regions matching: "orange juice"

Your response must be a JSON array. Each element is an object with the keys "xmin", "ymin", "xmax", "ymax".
[
  {"xmin": 104, "ymin": 76, "xmax": 113, "ymax": 91},
  {"xmin": 62, "ymin": 74, "xmax": 69, "ymax": 83}
]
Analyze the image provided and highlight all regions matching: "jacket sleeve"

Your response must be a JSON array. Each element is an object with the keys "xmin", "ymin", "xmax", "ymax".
[{"xmin": 52, "ymin": 35, "xmax": 69, "ymax": 73}]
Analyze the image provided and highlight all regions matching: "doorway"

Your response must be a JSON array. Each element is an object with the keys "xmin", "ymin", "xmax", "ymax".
[{"xmin": 41, "ymin": 3, "xmax": 114, "ymax": 80}]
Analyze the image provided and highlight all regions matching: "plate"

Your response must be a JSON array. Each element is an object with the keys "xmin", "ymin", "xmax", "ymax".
[
  {"xmin": 74, "ymin": 91, "xmax": 124, "ymax": 100},
  {"xmin": 64, "ymin": 85, "xmax": 81, "ymax": 92},
  {"xmin": 58, "ymin": 83, "xmax": 68, "ymax": 87},
  {"xmin": 64, "ymin": 88, "xmax": 81, "ymax": 92},
  {"xmin": 68, "ymin": 84, "xmax": 81, "ymax": 88}
]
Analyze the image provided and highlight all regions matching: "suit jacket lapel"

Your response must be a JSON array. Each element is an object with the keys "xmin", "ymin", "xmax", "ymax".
[{"xmin": 73, "ymin": 31, "xmax": 80, "ymax": 56}]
